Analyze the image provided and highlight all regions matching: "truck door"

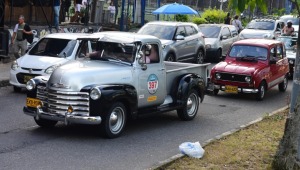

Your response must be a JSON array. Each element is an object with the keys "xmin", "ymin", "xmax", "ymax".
[
  {"xmin": 184, "ymin": 25, "xmax": 199, "ymax": 59},
  {"xmin": 269, "ymin": 46, "xmax": 280, "ymax": 87},
  {"xmin": 137, "ymin": 43, "xmax": 167, "ymax": 108},
  {"xmin": 220, "ymin": 27, "xmax": 232, "ymax": 56},
  {"xmin": 174, "ymin": 26, "xmax": 188, "ymax": 60}
]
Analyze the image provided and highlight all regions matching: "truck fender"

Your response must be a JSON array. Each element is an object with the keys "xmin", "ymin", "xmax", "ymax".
[
  {"xmin": 172, "ymin": 73, "xmax": 205, "ymax": 106},
  {"xmin": 82, "ymin": 84, "xmax": 138, "ymax": 119}
]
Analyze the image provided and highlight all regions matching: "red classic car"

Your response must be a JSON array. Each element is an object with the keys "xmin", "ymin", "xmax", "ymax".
[{"xmin": 210, "ymin": 39, "xmax": 289, "ymax": 100}]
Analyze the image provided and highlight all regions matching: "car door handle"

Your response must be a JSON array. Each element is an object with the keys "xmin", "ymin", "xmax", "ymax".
[{"xmin": 159, "ymin": 68, "xmax": 166, "ymax": 71}]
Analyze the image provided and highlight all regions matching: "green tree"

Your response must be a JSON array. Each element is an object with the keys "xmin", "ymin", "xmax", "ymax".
[{"xmin": 229, "ymin": 0, "xmax": 300, "ymax": 169}]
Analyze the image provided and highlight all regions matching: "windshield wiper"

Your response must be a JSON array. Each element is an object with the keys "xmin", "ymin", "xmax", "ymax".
[{"xmin": 237, "ymin": 55, "xmax": 258, "ymax": 62}]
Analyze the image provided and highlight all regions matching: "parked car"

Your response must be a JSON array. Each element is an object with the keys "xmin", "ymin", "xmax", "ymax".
[
  {"xmin": 10, "ymin": 33, "xmax": 92, "ymax": 92},
  {"xmin": 276, "ymin": 35, "xmax": 297, "ymax": 78},
  {"xmin": 210, "ymin": 39, "xmax": 289, "ymax": 100},
  {"xmin": 239, "ymin": 19, "xmax": 285, "ymax": 40},
  {"xmin": 198, "ymin": 24, "xmax": 239, "ymax": 62},
  {"xmin": 23, "ymin": 32, "xmax": 209, "ymax": 138},
  {"xmin": 279, "ymin": 15, "xmax": 299, "ymax": 32},
  {"xmin": 137, "ymin": 21, "xmax": 206, "ymax": 64}
]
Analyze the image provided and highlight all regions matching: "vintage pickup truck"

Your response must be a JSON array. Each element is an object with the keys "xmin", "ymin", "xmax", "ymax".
[
  {"xmin": 23, "ymin": 32, "xmax": 209, "ymax": 138},
  {"xmin": 210, "ymin": 39, "xmax": 289, "ymax": 101}
]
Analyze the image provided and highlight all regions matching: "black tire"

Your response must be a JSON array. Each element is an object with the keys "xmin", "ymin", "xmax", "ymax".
[
  {"xmin": 256, "ymin": 81, "xmax": 266, "ymax": 101},
  {"xmin": 278, "ymin": 75, "xmax": 288, "ymax": 92},
  {"xmin": 13, "ymin": 86, "xmax": 22, "ymax": 92},
  {"xmin": 214, "ymin": 49, "xmax": 222, "ymax": 63},
  {"xmin": 213, "ymin": 89, "xmax": 219, "ymax": 95},
  {"xmin": 34, "ymin": 117, "xmax": 57, "ymax": 128},
  {"xmin": 195, "ymin": 49, "xmax": 204, "ymax": 64},
  {"xmin": 177, "ymin": 89, "xmax": 199, "ymax": 121},
  {"xmin": 102, "ymin": 102, "xmax": 127, "ymax": 138},
  {"xmin": 165, "ymin": 53, "xmax": 176, "ymax": 62}
]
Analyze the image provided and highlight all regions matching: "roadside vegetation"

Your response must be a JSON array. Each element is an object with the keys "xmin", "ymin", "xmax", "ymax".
[{"xmin": 158, "ymin": 109, "xmax": 288, "ymax": 169}]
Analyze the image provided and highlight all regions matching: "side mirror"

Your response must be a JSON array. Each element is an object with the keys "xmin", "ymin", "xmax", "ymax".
[
  {"xmin": 137, "ymin": 51, "xmax": 147, "ymax": 70},
  {"xmin": 175, "ymin": 35, "xmax": 184, "ymax": 40},
  {"xmin": 221, "ymin": 35, "xmax": 228, "ymax": 40}
]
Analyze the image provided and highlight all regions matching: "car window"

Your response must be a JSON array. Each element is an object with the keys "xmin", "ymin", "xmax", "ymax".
[
  {"xmin": 198, "ymin": 26, "xmax": 221, "ymax": 38},
  {"xmin": 192, "ymin": 26, "xmax": 198, "ymax": 34},
  {"xmin": 175, "ymin": 26, "xmax": 187, "ymax": 37},
  {"xmin": 277, "ymin": 45, "xmax": 283, "ymax": 59},
  {"xmin": 280, "ymin": 17, "xmax": 299, "ymax": 25},
  {"xmin": 185, "ymin": 26, "xmax": 195, "ymax": 36},
  {"xmin": 221, "ymin": 27, "xmax": 231, "ymax": 37},
  {"xmin": 142, "ymin": 44, "xmax": 160, "ymax": 64},
  {"xmin": 270, "ymin": 47, "xmax": 276, "ymax": 59},
  {"xmin": 246, "ymin": 21, "xmax": 275, "ymax": 30},
  {"xmin": 138, "ymin": 24, "xmax": 176, "ymax": 40},
  {"xmin": 229, "ymin": 45, "xmax": 268, "ymax": 60}
]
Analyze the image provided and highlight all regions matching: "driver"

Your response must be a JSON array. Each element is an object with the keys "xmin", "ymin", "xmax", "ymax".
[{"xmin": 283, "ymin": 20, "xmax": 294, "ymax": 36}]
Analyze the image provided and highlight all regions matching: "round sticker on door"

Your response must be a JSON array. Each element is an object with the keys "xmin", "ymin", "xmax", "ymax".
[{"xmin": 147, "ymin": 74, "xmax": 159, "ymax": 94}]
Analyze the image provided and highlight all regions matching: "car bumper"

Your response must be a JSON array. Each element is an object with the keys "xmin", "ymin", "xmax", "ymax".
[
  {"xmin": 10, "ymin": 69, "xmax": 46, "ymax": 88},
  {"xmin": 23, "ymin": 106, "xmax": 102, "ymax": 125},
  {"xmin": 214, "ymin": 84, "xmax": 259, "ymax": 93},
  {"xmin": 205, "ymin": 48, "xmax": 219, "ymax": 58}
]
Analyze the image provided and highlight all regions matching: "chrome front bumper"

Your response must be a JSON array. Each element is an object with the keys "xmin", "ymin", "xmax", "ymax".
[
  {"xmin": 23, "ymin": 107, "xmax": 102, "ymax": 125},
  {"xmin": 214, "ymin": 85, "xmax": 259, "ymax": 93}
]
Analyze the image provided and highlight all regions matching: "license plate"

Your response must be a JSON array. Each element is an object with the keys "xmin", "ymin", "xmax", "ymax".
[
  {"xmin": 225, "ymin": 85, "xmax": 238, "ymax": 93},
  {"xmin": 26, "ymin": 98, "xmax": 41, "ymax": 108},
  {"xmin": 24, "ymin": 75, "xmax": 34, "ymax": 83}
]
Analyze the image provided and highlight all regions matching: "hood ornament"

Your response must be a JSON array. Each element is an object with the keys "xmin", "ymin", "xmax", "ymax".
[{"xmin": 50, "ymin": 83, "xmax": 71, "ymax": 89}]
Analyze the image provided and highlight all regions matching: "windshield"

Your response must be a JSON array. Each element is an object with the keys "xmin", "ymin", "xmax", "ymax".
[
  {"xmin": 280, "ymin": 17, "xmax": 299, "ymax": 25},
  {"xmin": 83, "ymin": 41, "xmax": 136, "ymax": 64},
  {"xmin": 29, "ymin": 38, "xmax": 77, "ymax": 57},
  {"xmin": 138, "ymin": 24, "xmax": 176, "ymax": 40},
  {"xmin": 229, "ymin": 45, "xmax": 268, "ymax": 60},
  {"xmin": 198, "ymin": 26, "xmax": 221, "ymax": 38},
  {"xmin": 276, "ymin": 37, "xmax": 296, "ymax": 50},
  {"xmin": 246, "ymin": 21, "xmax": 275, "ymax": 30}
]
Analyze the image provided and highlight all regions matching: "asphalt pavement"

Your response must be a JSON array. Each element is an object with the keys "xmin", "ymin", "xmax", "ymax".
[{"xmin": 0, "ymin": 60, "xmax": 11, "ymax": 87}]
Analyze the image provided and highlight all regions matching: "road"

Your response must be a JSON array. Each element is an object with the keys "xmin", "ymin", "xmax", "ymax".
[{"xmin": 0, "ymin": 79, "xmax": 292, "ymax": 170}]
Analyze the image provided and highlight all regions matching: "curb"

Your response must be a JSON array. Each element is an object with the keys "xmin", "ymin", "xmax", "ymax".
[
  {"xmin": 0, "ymin": 79, "xmax": 10, "ymax": 87},
  {"xmin": 149, "ymin": 105, "xmax": 289, "ymax": 170}
]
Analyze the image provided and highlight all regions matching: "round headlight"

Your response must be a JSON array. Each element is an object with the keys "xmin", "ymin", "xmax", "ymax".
[
  {"xmin": 245, "ymin": 76, "xmax": 251, "ymax": 83},
  {"xmin": 90, "ymin": 88, "xmax": 101, "ymax": 100},
  {"xmin": 26, "ymin": 79, "xmax": 36, "ymax": 91},
  {"xmin": 289, "ymin": 60, "xmax": 294, "ymax": 64},
  {"xmin": 11, "ymin": 60, "xmax": 19, "ymax": 70},
  {"xmin": 216, "ymin": 73, "xmax": 221, "ymax": 79}
]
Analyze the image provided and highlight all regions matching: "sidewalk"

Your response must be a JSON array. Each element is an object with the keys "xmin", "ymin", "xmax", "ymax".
[{"xmin": 0, "ymin": 60, "xmax": 11, "ymax": 87}]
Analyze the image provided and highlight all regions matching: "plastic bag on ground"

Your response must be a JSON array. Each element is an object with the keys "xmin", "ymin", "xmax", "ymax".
[{"xmin": 179, "ymin": 141, "xmax": 205, "ymax": 158}]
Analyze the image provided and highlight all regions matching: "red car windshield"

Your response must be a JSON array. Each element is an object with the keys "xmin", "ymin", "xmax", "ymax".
[{"xmin": 229, "ymin": 45, "xmax": 268, "ymax": 60}]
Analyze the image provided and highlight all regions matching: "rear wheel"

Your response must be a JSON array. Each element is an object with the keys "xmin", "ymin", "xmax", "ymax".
[
  {"xmin": 195, "ymin": 49, "xmax": 204, "ymax": 64},
  {"xmin": 13, "ymin": 86, "xmax": 22, "ymax": 92},
  {"xmin": 278, "ymin": 75, "xmax": 288, "ymax": 92},
  {"xmin": 177, "ymin": 89, "xmax": 199, "ymax": 121},
  {"xmin": 34, "ymin": 117, "xmax": 57, "ymax": 128},
  {"xmin": 256, "ymin": 81, "xmax": 266, "ymax": 101},
  {"xmin": 101, "ymin": 102, "xmax": 127, "ymax": 138},
  {"xmin": 165, "ymin": 53, "xmax": 175, "ymax": 62}
]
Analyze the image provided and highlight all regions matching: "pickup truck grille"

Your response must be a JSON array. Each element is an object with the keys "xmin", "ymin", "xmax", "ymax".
[
  {"xmin": 217, "ymin": 73, "xmax": 247, "ymax": 83},
  {"xmin": 36, "ymin": 86, "xmax": 90, "ymax": 116}
]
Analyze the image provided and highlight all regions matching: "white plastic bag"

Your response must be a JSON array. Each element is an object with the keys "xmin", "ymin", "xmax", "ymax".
[{"xmin": 179, "ymin": 141, "xmax": 205, "ymax": 158}]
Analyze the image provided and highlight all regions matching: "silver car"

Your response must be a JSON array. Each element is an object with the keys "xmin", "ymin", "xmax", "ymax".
[
  {"xmin": 137, "ymin": 21, "xmax": 206, "ymax": 64},
  {"xmin": 198, "ymin": 24, "xmax": 239, "ymax": 62}
]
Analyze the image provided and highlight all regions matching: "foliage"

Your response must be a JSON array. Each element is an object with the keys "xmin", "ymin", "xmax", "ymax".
[
  {"xmin": 192, "ymin": 17, "xmax": 207, "ymax": 25},
  {"xmin": 69, "ymin": 6, "xmax": 75, "ymax": 15},
  {"xmin": 228, "ymin": 0, "xmax": 267, "ymax": 15},
  {"xmin": 201, "ymin": 8, "xmax": 227, "ymax": 24},
  {"xmin": 174, "ymin": 14, "xmax": 189, "ymax": 22},
  {"xmin": 272, "ymin": 8, "xmax": 286, "ymax": 16}
]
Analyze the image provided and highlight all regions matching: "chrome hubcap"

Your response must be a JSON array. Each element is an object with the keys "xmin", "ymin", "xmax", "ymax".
[
  {"xmin": 187, "ymin": 93, "xmax": 198, "ymax": 116},
  {"xmin": 197, "ymin": 52, "xmax": 203, "ymax": 64},
  {"xmin": 260, "ymin": 85, "xmax": 265, "ymax": 98},
  {"xmin": 109, "ymin": 107, "xmax": 125, "ymax": 134}
]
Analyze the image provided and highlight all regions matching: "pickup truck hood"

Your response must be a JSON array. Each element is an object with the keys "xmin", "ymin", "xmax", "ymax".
[
  {"xmin": 17, "ymin": 54, "xmax": 69, "ymax": 69},
  {"xmin": 286, "ymin": 50, "xmax": 296, "ymax": 59},
  {"xmin": 213, "ymin": 60, "xmax": 266, "ymax": 75},
  {"xmin": 48, "ymin": 60, "xmax": 133, "ymax": 91},
  {"xmin": 240, "ymin": 29, "xmax": 273, "ymax": 39}
]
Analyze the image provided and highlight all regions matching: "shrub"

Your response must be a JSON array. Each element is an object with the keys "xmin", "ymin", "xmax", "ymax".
[
  {"xmin": 201, "ymin": 8, "xmax": 227, "ymax": 24},
  {"xmin": 175, "ymin": 14, "xmax": 189, "ymax": 22},
  {"xmin": 192, "ymin": 17, "xmax": 207, "ymax": 25}
]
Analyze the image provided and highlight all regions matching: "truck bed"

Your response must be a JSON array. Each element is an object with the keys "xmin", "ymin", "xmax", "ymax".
[{"xmin": 165, "ymin": 61, "xmax": 210, "ymax": 95}]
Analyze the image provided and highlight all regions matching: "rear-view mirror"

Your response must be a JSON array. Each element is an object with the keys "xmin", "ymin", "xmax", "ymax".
[{"xmin": 175, "ymin": 35, "xmax": 185, "ymax": 40}]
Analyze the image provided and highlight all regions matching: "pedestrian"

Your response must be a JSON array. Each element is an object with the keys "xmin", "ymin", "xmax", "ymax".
[
  {"xmin": 11, "ymin": 15, "xmax": 32, "ymax": 59},
  {"xmin": 108, "ymin": 1, "xmax": 116, "ymax": 24},
  {"xmin": 282, "ymin": 20, "xmax": 295, "ymax": 36},
  {"xmin": 224, "ymin": 13, "xmax": 231, "ymax": 25},
  {"xmin": 232, "ymin": 15, "xmax": 243, "ymax": 33},
  {"xmin": 71, "ymin": 0, "xmax": 83, "ymax": 22},
  {"xmin": 53, "ymin": 0, "xmax": 61, "ymax": 30}
]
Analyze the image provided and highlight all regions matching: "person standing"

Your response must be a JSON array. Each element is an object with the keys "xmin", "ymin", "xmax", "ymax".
[
  {"xmin": 53, "ymin": 0, "xmax": 61, "ymax": 30},
  {"xmin": 71, "ymin": 0, "xmax": 83, "ymax": 22},
  {"xmin": 11, "ymin": 15, "xmax": 32, "ymax": 59},
  {"xmin": 232, "ymin": 15, "xmax": 243, "ymax": 33},
  {"xmin": 224, "ymin": 13, "xmax": 231, "ymax": 25},
  {"xmin": 108, "ymin": 2, "xmax": 116, "ymax": 24}
]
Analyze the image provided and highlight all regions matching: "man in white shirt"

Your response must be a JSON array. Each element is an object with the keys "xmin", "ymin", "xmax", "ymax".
[{"xmin": 232, "ymin": 15, "xmax": 243, "ymax": 33}]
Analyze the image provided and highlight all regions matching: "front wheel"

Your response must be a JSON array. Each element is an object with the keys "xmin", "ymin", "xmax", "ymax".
[
  {"xmin": 34, "ymin": 117, "xmax": 57, "ymax": 128},
  {"xmin": 101, "ymin": 102, "xmax": 127, "ymax": 138},
  {"xmin": 165, "ymin": 53, "xmax": 175, "ymax": 62},
  {"xmin": 195, "ymin": 49, "xmax": 204, "ymax": 64},
  {"xmin": 256, "ymin": 81, "xmax": 266, "ymax": 101},
  {"xmin": 278, "ymin": 75, "xmax": 288, "ymax": 92},
  {"xmin": 177, "ymin": 89, "xmax": 200, "ymax": 121}
]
